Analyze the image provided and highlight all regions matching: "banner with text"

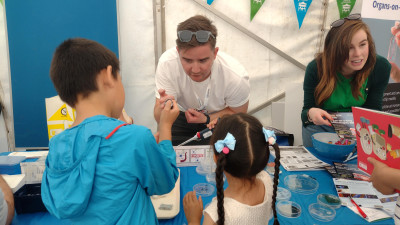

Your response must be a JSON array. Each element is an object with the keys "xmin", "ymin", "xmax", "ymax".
[{"xmin": 361, "ymin": 0, "xmax": 400, "ymax": 20}]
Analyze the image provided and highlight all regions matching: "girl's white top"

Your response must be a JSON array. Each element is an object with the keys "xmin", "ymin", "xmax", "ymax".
[{"xmin": 204, "ymin": 170, "xmax": 274, "ymax": 225}]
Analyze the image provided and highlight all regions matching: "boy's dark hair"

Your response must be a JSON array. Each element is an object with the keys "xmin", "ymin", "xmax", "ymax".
[
  {"xmin": 50, "ymin": 38, "xmax": 120, "ymax": 107},
  {"xmin": 176, "ymin": 15, "xmax": 218, "ymax": 50},
  {"xmin": 210, "ymin": 113, "xmax": 280, "ymax": 225}
]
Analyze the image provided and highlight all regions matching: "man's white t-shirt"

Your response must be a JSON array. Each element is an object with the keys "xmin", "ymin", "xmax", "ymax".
[{"xmin": 155, "ymin": 48, "xmax": 250, "ymax": 114}]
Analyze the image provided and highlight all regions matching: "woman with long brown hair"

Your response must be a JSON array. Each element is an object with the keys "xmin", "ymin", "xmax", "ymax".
[{"xmin": 301, "ymin": 14, "xmax": 391, "ymax": 147}]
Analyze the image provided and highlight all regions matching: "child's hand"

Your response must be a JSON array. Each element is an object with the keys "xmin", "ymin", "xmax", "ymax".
[
  {"xmin": 367, "ymin": 157, "xmax": 395, "ymax": 195},
  {"xmin": 158, "ymin": 89, "xmax": 175, "ymax": 109},
  {"xmin": 183, "ymin": 191, "xmax": 203, "ymax": 225},
  {"xmin": 159, "ymin": 99, "xmax": 179, "ymax": 127}
]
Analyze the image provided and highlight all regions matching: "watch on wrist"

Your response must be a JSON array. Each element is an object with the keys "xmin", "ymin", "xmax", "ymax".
[{"xmin": 205, "ymin": 114, "xmax": 210, "ymax": 124}]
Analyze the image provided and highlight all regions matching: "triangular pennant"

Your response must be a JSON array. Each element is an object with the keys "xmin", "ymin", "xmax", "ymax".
[
  {"xmin": 250, "ymin": 0, "xmax": 266, "ymax": 21},
  {"xmin": 294, "ymin": 0, "xmax": 313, "ymax": 29},
  {"xmin": 0, "ymin": 0, "xmax": 3, "ymax": 6},
  {"xmin": 207, "ymin": 0, "xmax": 214, "ymax": 5},
  {"xmin": 337, "ymin": 0, "xmax": 356, "ymax": 19},
  {"xmin": 48, "ymin": 104, "xmax": 74, "ymax": 121}
]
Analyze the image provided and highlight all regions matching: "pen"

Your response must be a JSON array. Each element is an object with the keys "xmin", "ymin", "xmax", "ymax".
[
  {"xmin": 344, "ymin": 146, "xmax": 357, "ymax": 162},
  {"xmin": 343, "ymin": 154, "xmax": 357, "ymax": 163},
  {"xmin": 349, "ymin": 196, "xmax": 367, "ymax": 219}
]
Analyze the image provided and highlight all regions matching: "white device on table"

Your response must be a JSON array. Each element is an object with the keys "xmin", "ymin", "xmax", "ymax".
[{"xmin": 150, "ymin": 169, "xmax": 180, "ymax": 219}]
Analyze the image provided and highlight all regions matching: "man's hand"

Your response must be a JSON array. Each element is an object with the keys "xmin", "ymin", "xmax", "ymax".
[
  {"xmin": 308, "ymin": 107, "xmax": 333, "ymax": 126},
  {"xmin": 185, "ymin": 108, "xmax": 207, "ymax": 124},
  {"xmin": 183, "ymin": 191, "xmax": 203, "ymax": 225}
]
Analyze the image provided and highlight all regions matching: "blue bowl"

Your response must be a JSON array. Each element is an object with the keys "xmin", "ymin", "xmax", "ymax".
[{"xmin": 311, "ymin": 132, "xmax": 356, "ymax": 161}]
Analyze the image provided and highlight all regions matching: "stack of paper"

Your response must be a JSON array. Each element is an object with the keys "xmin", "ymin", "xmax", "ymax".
[{"xmin": 270, "ymin": 146, "xmax": 330, "ymax": 171}]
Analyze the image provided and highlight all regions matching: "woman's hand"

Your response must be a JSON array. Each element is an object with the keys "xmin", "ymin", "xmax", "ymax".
[{"xmin": 308, "ymin": 108, "xmax": 333, "ymax": 126}]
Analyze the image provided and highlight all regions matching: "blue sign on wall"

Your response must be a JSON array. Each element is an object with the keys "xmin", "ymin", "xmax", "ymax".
[{"xmin": 5, "ymin": 0, "xmax": 119, "ymax": 148}]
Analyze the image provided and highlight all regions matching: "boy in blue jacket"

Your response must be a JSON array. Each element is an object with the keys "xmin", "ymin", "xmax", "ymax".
[{"xmin": 41, "ymin": 38, "xmax": 180, "ymax": 224}]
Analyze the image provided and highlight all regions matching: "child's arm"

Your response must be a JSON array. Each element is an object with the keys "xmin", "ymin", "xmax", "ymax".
[
  {"xmin": 158, "ymin": 99, "xmax": 179, "ymax": 142},
  {"xmin": 368, "ymin": 157, "xmax": 400, "ymax": 194}
]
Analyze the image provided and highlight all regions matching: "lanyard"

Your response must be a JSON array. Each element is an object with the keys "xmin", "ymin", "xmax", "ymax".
[{"xmin": 190, "ymin": 76, "xmax": 211, "ymax": 114}]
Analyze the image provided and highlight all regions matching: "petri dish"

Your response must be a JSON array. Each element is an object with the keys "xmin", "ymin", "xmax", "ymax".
[
  {"xmin": 317, "ymin": 193, "xmax": 341, "ymax": 209},
  {"xmin": 277, "ymin": 187, "xmax": 291, "ymax": 202},
  {"xmin": 309, "ymin": 203, "xmax": 336, "ymax": 222},
  {"xmin": 193, "ymin": 183, "xmax": 215, "ymax": 197},
  {"xmin": 277, "ymin": 200, "xmax": 301, "ymax": 218},
  {"xmin": 284, "ymin": 174, "xmax": 319, "ymax": 195}
]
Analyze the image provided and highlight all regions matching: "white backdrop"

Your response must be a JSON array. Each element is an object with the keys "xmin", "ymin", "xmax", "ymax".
[{"xmin": 0, "ymin": 0, "xmax": 364, "ymax": 150}]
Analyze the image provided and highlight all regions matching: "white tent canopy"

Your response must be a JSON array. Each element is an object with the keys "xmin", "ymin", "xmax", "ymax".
[{"xmin": 0, "ymin": 0, "xmax": 364, "ymax": 150}]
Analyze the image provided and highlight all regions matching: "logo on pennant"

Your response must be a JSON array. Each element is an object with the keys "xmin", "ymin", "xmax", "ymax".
[
  {"xmin": 337, "ymin": 0, "xmax": 356, "ymax": 19},
  {"xmin": 207, "ymin": 0, "xmax": 215, "ymax": 5},
  {"xmin": 294, "ymin": 0, "xmax": 313, "ymax": 29},
  {"xmin": 251, "ymin": 0, "xmax": 266, "ymax": 21},
  {"xmin": 48, "ymin": 104, "xmax": 74, "ymax": 122}
]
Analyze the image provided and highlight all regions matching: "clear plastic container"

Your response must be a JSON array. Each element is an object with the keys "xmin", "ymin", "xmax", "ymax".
[
  {"xmin": 277, "ymin": 187, "xmax": 291, "ymax": 201},
  {"xmin": 277, "ymin": 200, "xmax": 301, "ymax": 218},
  {"xmin": 284, "ymin": 174, "xmax": 319, "ymax": 195},
  {"xmin": 193, "ymin": 183, "xmax": 215, "ymax": 197},
  {"xmin": 309, "ymin": 203, "xmax": 336, "ymax": 222},
  {"xmin": 317, "ymin": 193, "xmax": 341, "ymax": 209}
]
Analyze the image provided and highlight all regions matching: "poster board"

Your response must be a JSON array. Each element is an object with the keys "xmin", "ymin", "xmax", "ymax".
[{"xmin": 5, "ymin": 0, "xmax": 119, "ymax": 148}]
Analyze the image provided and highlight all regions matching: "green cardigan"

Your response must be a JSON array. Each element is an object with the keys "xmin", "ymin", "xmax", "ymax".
[{"xmin": 301, "ymin": 55, "xmax": 391, "ymax": 126}]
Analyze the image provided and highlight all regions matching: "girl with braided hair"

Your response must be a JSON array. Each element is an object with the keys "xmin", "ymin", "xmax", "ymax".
[{"xmin": 183, "ymin": 113, "xmax": 281, "ymax": 225}]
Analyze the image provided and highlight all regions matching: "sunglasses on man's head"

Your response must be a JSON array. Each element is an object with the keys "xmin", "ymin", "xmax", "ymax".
[
  {"xmin": 330, "ymin": 13, "xmax": 362, "ymax": 28},
  {"xmin": 178, "ymin": 30, "xmax": 215, "ymax": 43}
]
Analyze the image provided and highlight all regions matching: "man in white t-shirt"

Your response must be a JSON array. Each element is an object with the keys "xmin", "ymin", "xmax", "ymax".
[
  {"xmin": 0, "ymin": 176, "xmax": 14, "ymax": 225},
  {"xmin": 154, "ymin": 15, "xmax": 250, "ymax": 145}
]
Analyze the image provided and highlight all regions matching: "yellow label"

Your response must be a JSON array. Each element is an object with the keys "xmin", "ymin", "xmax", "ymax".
[{"xmin": 48, "ymin": 104, "xmax": 74, "ymax": 121}]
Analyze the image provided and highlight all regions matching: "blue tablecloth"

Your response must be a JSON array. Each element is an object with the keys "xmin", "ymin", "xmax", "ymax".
[{"xmin": 8, "ymin": 149, "xmax": 396, "ymax": 225}]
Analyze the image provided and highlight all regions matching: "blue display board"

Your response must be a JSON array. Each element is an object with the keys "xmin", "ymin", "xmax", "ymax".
[{"xmin": 5, "ymin": 0, "xmax": 119, "ymax": 148}]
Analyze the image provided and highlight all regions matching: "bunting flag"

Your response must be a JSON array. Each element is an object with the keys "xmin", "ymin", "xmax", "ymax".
[
  {"xmin": 207, "ymin": 0, "xmax": 214, "ymax": 5},
  {"xmin": 251, "ymin": 0, "xmax": 266, "ymax": 21},
  {"xmin": 0, "ymin": 0, "xmax": 3, "ymax": 6},
  {"xmin": 294, "ymin": 0, "xmax": 313, "ymax": 29},
  {"xmin": 337, "ymin": 0, "xmax": 356, "ymax": 18}
]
